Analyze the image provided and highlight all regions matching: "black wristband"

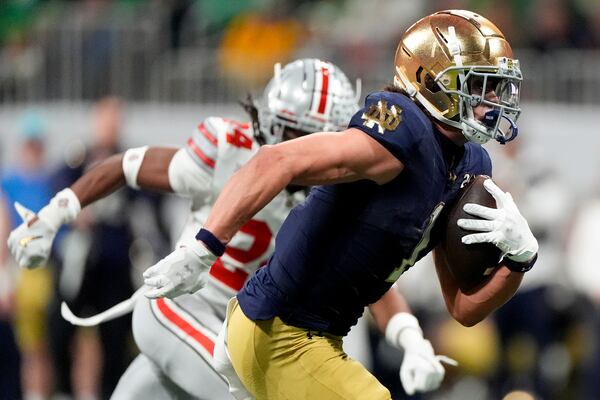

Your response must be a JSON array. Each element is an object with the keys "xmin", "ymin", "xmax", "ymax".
[
  {"xmin": 503, "ymin": 253, "xmax": 538, "ymax": 273},
  {"xmin": 195, "ymin": 228, "xmax": 226, "ymax": 257}
]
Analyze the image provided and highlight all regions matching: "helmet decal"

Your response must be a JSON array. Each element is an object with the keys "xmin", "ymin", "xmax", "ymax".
[{"xmin": 254, "ymin": 58, "xmax": 359, "ymax": 145}]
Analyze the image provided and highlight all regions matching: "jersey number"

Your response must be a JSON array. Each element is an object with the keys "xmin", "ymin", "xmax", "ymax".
[
  {"xmin": 385, "ymin": 203, "xmax": 445, "ymax": 282},
  {"xmin": 209, "ymin": 220, "xmax": 272, "ymax": 291},
  {"xmin": 226, "ymin": 129, "xmax": 253, "ymax": 150}
]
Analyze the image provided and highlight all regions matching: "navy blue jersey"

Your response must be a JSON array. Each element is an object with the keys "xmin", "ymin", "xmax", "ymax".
[{"xmin": 237, "ymin": 91, "xmax": 492, "ymax": 335}]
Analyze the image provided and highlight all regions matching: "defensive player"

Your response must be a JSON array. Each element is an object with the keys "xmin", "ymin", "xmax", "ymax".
[
  {"xmin": 8, "ymin": 59, "xmax": 448, "ymax": 398},
  {"xmin": 138, "ymin": 10, "xmax": 540, "ymax": 400}
]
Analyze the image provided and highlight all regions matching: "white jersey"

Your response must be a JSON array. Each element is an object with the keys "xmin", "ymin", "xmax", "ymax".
[
  {"xmin": 175, "ymin": 117, "xmax": 301, "ymax": 315},
  {"xmin": 112, "ymin": 117, "xmax": 303, "ymax": 399}
]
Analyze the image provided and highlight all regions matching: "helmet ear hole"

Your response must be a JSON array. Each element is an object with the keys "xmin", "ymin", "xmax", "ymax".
[
  {"xmin": 415, "ymin": 68, "xmax": 441, "ymax": 94},
  {"xmin": 415, "ymin": 66, "xmax": 424, "ymax": 83},
  {"xmin": 424, "ymin": 73, "xmax": 442, "ymax": 93}
]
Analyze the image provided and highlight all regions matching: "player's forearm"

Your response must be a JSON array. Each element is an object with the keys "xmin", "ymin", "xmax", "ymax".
[
  {"xmin": 369, "ymin": 286, "xmax": 412, "ymax": 333},
  {"xmin": 71, "ymin": 154, "xmax": 126, "ymax": 207},
  {"xmin": 436, "ymin": 253, "xmax": 522, "ymax": 326},
  {"xmin": 71, "ymin": 147, "xmax": 177, "ymax": 208},
  {"xmin": 204, "ymin": 130, "xmax": 404, "ymax": 243},
  {"xmin": 136, "ymin": 147, "xmax": 177, "ymax": 192},
  {"xmin": 204, "ymin": 146, "xmax": 293, "ymax": 243},
  {"xmin": 454, "ymin": 267, "xmax": 522, "ymax": 326}
]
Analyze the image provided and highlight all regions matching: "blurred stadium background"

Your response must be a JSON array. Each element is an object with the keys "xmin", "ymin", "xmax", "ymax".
[{"xmin": 1, "ymin": 0, "xmax": 600, "ymax": 399}]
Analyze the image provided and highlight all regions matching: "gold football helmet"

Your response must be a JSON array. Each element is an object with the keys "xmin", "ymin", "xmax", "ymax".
[{"xmin": 394, "ymin": 10, "xmax": 522, "ymax": 144}]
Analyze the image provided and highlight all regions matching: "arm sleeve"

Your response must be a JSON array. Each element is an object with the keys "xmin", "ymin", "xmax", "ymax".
[
  {"xmin": 168, "ymin": 119, "xmax": 220, "ymax": 198},
  {"xmin": 348, "ymin": 92, "xmax": 426, "ymax": 166},
  {"xmin": 184, "ymin": 120, "xmax": 219, "ymax": 174},
  {"xmin": 168, "ymin": 149, "xmax": 213, "ymax": 199}
]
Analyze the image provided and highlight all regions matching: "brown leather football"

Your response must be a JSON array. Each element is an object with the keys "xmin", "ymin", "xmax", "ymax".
[{"xmin": 440, "ymin": 175, "xmax": 502, "ymax": 292}]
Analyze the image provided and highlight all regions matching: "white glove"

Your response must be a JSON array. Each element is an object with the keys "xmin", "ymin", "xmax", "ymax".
[
  {"xmin": 457, "ymin": 179, "xmax": 538, "ymax": 262},
  {"xmin": 143, "ymin": 238, "xmax": 217, "ymax": 299},
  {"xmin": 386, "ymin": 313, "xmax": 456, "ymax": 395},
  {"xmin": 7, "ymin": 189, "xmax": 80, "ymax": 269}
]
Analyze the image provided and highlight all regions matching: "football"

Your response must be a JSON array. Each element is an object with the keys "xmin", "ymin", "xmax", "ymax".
[{"xmin": 440, "ymin": 175, "xmax": 502, "ymax": 292}]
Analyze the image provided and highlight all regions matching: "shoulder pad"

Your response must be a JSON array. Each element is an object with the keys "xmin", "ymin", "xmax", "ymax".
[
  {"xmin": 184, "ymin": 118, "xmax": 220, "ymax": 172},
  {"xmin": 348, "ymin": 91, "xmax": 432, "ymax": 165}
]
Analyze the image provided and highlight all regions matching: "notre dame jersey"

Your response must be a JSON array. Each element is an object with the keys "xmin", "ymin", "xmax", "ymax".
[{"xmin": 237, "ymin": 91, "xmax": 493, "ymax": 335}]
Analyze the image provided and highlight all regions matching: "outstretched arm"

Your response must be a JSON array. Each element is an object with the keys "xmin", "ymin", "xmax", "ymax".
[
  {"xmin": 72, "ymin": 147, "xmax": 178, "ymax": 207},
  {"xmin": 142, "ymin": 128, "xmax": 404, "ymax": 298},
  {"xmin": 434, "ymin": 247, "xmax": 523, "ymax": 327},
  {"xmin": 7, "ymin": 147, "xmax": 185, "ymax": 269},
  {"xmin": 204, "ymin": 128, "xmax": 403, "ymax": 243}
]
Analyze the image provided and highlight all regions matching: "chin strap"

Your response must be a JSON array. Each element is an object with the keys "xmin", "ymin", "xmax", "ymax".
[
  {"xmin": 496, "ymin": 114, "xmax": 519, "ymax": 144},
  {"xmin": 481, "ymin": 109, "xmax": 519, "ymax": 144}
]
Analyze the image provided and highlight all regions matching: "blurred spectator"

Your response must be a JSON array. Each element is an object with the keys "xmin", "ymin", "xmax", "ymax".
[
  {"xmin": 0, "ymin": 0, "xmax": 42, "ymax": 45},
  {"xmin": 44, "ymin": 96, "xmax": 158, "ymax": 399},
  {"xmin": 299, "ymin": 0, "xmax": 425, "ymax": 81},
  {"xmin": 0, "ymin": 112, "xmax": 54, "ymax": 400},
  {"xmin": 587, "ymin": 1, "xmax": 600, "ymax": 47},
  {"xmin": 487, "ymin": 142, "xmax": 574, "ymax": 400},
  {"xmin": 0, "ymin": 0, "xmax": 44, "ymax": 102},
  {"xmin": 167, "ymin": 0, "xmax": 194, "ymax": 49},
  {"xmin": 0, "ymin": 188, "xmax": 22, "ymax": 400},
  {"xmin": 1, "ymin": 0, "xmax": 600, "ymax": 104},
  {"xmin": 79, "ymin": 0, "xmax": 116, "ymax": 99},
  {"xmin": 530, "ymin": 0, "xmax": 591, "ymax": 50},
  {"xmin": 195, "ymin": 0, "xmax": 264, "ymax": 35},
  {"xmin": 218, "ymin": 0, "xmax": 304, "ymax": 87},
  {"xmin": 566, "ymin": 191, "xmax": 600, "ymax": 400},
  {"xmin": 0, "ymin": 29, "xmax": 43, "ymax": 102}
]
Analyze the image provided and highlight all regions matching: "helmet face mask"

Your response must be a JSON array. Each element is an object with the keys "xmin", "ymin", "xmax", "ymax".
[
  {"xmin": 394, "ymin": 10, "xmax": 523, "ymax": 145},
  {"xmin": 253, "ymin": 58, "xmax": 360, "ymax": 145},
  {"xmin": 441, "ymin": 58, "xmax": 522, "ymax": 144}
]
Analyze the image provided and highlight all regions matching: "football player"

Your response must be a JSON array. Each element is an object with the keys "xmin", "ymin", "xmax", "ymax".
[
  {"xmin": 7, "ymin": 59, "xmax": 448, "ymax": 398},
  {"xmin": 138, "ymin": 10, "xmax": 540, "ymax": 400}
]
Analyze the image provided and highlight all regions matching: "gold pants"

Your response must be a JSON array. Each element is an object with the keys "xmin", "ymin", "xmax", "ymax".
[
  {"xmin": 226, "ymin": 299, "xmax": 391, "ymax": 400},
  {"xmin": 15, "ymin": 267, "xmax": 52, "ymax": 351}
]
